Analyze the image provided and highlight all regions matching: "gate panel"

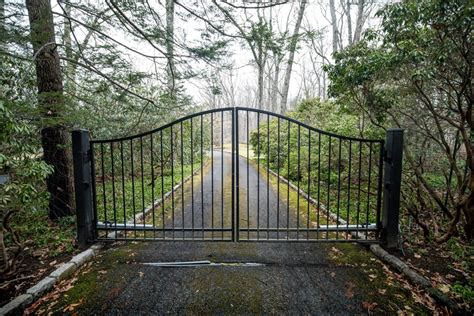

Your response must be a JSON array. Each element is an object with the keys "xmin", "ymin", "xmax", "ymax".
[
  {"xmin": 90, "ymin": 108, "xmax": 235, "ymax": 241},
  {"xmin": 235, "ymin": 108, "xmax": 384, "ymax": 242}
]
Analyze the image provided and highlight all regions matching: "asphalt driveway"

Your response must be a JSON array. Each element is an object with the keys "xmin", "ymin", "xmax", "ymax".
[
  {"xmin": 32, "ymin": 241, "xmax": 430, "ymax": 315},
  {"xmin": 157, "ymin": 150, "xmax": 323, "ymax": 241}
]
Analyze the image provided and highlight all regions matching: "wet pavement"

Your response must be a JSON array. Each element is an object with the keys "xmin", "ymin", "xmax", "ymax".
[
  {"xmin": 157, "ymin": 151, "xmax": 322, "ymax": 241},
  {"xmin": 35, "ymin": 242, "xmax": 430, "ymax": 315}
]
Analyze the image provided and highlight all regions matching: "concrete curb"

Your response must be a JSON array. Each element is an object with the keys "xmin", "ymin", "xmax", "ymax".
[
  {"xmin": 369, "ymin": 244, "xmax": 465, "ymax": 315},
  {"xmin": 0, "ymin": 243, "xmax": 104, "ymax": 316}
]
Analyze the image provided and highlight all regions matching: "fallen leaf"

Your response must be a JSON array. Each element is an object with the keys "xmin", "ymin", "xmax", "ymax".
[
  {"xmin": 438, "ymin": 284, "xmax": 450, "ymax": 293},
  {"xmin": 362, "ymin": 301, "xmax": 378, "ymax": 311},
  {"xmin": 139, "ymin": 271, "xmax": 144, "ymax": 278},
  {"xmin": 345, "ymin": 282, "xmax": 355, "ymax": 298}
]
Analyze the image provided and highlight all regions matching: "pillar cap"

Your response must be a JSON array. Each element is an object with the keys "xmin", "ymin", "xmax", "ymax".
[{"xmin": 387, "ymin": 128, "xmax": 404, "ymax": 132}]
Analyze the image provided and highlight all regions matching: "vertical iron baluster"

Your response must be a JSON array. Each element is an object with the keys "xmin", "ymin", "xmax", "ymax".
[
  {"xmin": 110, "ymin": 142, "xmax": 117, "ymax": 238},
  {"xmin": 297, "ymin": 125, "xmax": 301, "ymax": 240},
  {"xmin": 181, "ymin": 122, "xmax": 185, "ymax": 240},
  {"xmin": 231, "ymin": 109, "xmax": 235, "ymax": 241},
  {"xmin": 190, "ymin": 119, "xmax": 194, "ymax": 240},
  {"xmin": 235, "ymin": 109, "xmax": 240, "ymax": 242},
  {"xmin": 150, "ymin": 136, "xmax": 155, "ymax": 239},
  {"xmin": 160, "ymin": 130, "xmax": 165, "ymax": 239},
  {"xmin": 200, "ymin": 116, "xmax": 204, "ymax": 239},
  {"xmin": 287, "ymin": 120, "xmax": 290, "ymax": 240},
  {"xmin": 171, "ymin": 126, "xmax": 175, "ymax": 239},
  {"xmin": 130, "ymin": 140, "xmax": 136, "ymax": 238},
  {"xmin": 140, "ymin": 137, "xmax": 145, "ymax": 238},
  {"xmin": 336, "ymin": 138, "xmax": 342, "ymax": 240},
  {"xmin": 257, "ymin": 112, "xmax": 260, "ymax": 240},
  {"xmin": 221, "ymin": 111, "xmax": 224, "ymax": 239},
  {"xmin": 356, "ymin": 141, "xmax": 362, "ymax": 232},
  {"xmin": 90, "ymin": 144, "xmax": 98, "ymax": 239},
  {"xmin": 307, "ymin": 130, "xmax": 311, "ymax": 240},
  {"xmin": 317, "ymin": 133, "xmax": 321, "ymax": 240},
  {"xmin": 247, "ymin": 111, "xmax": 250, "ymax": 240},
  {"xmin": 120, "ymin": 141, "xmax": 127, "ymax": 239},
  {"xmin": 211, "ymin": 113, "xmax": 214, "ymax": 240},
  {"xmin": 326, "ymin": 136, "xmax": 331, "ymax": 240},
  {"xmin": 375, "ymin": 142, "xmax": 384, "ymax": 239},
  {"xmin": 346, "ymin": 141, "xmax": 352, "ymax": 240},
  {"xmin": 366, "ymin": 143, "xmax": 373, "ymax": 240},
  {"xmin": 277, "ymin": 118, "xmax": 280, "ymax": 240},
  {"xmin": 100, "ymin": 143, "xmax": 107, "ymax": 235},
  {"xmin": 266, "ymin": 114, "xmax": 270, "ymax": 240}
]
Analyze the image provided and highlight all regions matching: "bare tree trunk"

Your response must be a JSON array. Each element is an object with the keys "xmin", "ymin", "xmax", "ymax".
[
  {"xmin": 280, "ymin": 0, "xmax": 306, "ymax": 114},
  {"xmin": 329, "ymin": 0, "xmax": 339, "ymax": 54},
  {"xmin": 322, "ymin": 65, "xmax": 327, "ymax": 100},
  {"xmin": 26, "ymin": 0, "xmax": 73, "ymax": 219},
  {"xmin": 346, "ymin": 0, "xmax": 353, "ymax": 46},
  {"xmin": 0, "ymin": 0, "xmax": 4, "ymax": 40},
  {"xmin": 353, "ymin": 0, "xmax": 365, "ymax": 44},
  {"xmin": 166, "ymin": 0, "xmax": 175, "ymax": 101},
  {"xmin": 270, "ymin": 58, "xmax": 280, "ymax": 112},
  {"xmin": 257, "ymin": 61, "xmax": 264, "ymax": 110},
  {"xmin": 62, "ymin": 2, "xmax": 74, "ymax": 93}
]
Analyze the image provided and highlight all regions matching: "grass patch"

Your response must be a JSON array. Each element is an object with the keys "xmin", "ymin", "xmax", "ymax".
[{"xmin": 96, "ymin": 161, "xmax": 204, "ymax": 224}]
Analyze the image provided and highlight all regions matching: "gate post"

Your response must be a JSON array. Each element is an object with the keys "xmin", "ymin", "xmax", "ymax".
[
  {"xmin": 72, "ymin": 129, "xmax": 95, "ymax": 247},
  {"xmin": 381, "ymin": 128, "xmax": 404, "ymax": 248}
]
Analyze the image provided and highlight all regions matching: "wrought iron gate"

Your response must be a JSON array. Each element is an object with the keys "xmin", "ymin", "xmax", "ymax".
[{"xmin": 73, "ymin": 107, "xmax": 404, "ymax": 245}]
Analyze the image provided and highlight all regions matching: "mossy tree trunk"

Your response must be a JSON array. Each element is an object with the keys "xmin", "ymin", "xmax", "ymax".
[{"xmin": 26, "ymin": 0, "xmax": 73, "ymax": 219}]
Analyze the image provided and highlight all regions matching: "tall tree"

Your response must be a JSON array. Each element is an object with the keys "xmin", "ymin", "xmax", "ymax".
[
  {"xmin": 329, "ymin": 0, "xmax": 339, "ymax": 54},
  {"xmin": 346, "ymin": 0, "xmax": 353, "ymax": 46},
  {"xmin": 26, "ymin": 0, "xmax": 73, "ymax": 219},
  {"xmin": 353, "ymin": 0, "xmax": 366, "ymax": 44},
  {"xmin": 327, "ymin": 0, "xmax": 473, "ymax": 242},
  {"xmin": 166, "ymin": 0, "xmax": 176, "ymax": 100},
  {"xmin": 280, "ymin": 0, "xmax": 306, "ymax": 113}
]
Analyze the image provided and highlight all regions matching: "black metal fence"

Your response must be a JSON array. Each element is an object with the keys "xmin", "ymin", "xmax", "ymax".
[
  {"xmin": 234, "ymin": 108, "xmax": 384, "ymax": 242},
  {"xmin": 72, "ymin": 107, "xmax": 404, "ymax": 245}
]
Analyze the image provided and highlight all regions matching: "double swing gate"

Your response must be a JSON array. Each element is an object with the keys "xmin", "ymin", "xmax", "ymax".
[{"xmin": 73, "ymin": 107, "xmax": 404, "ymax": 245}]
